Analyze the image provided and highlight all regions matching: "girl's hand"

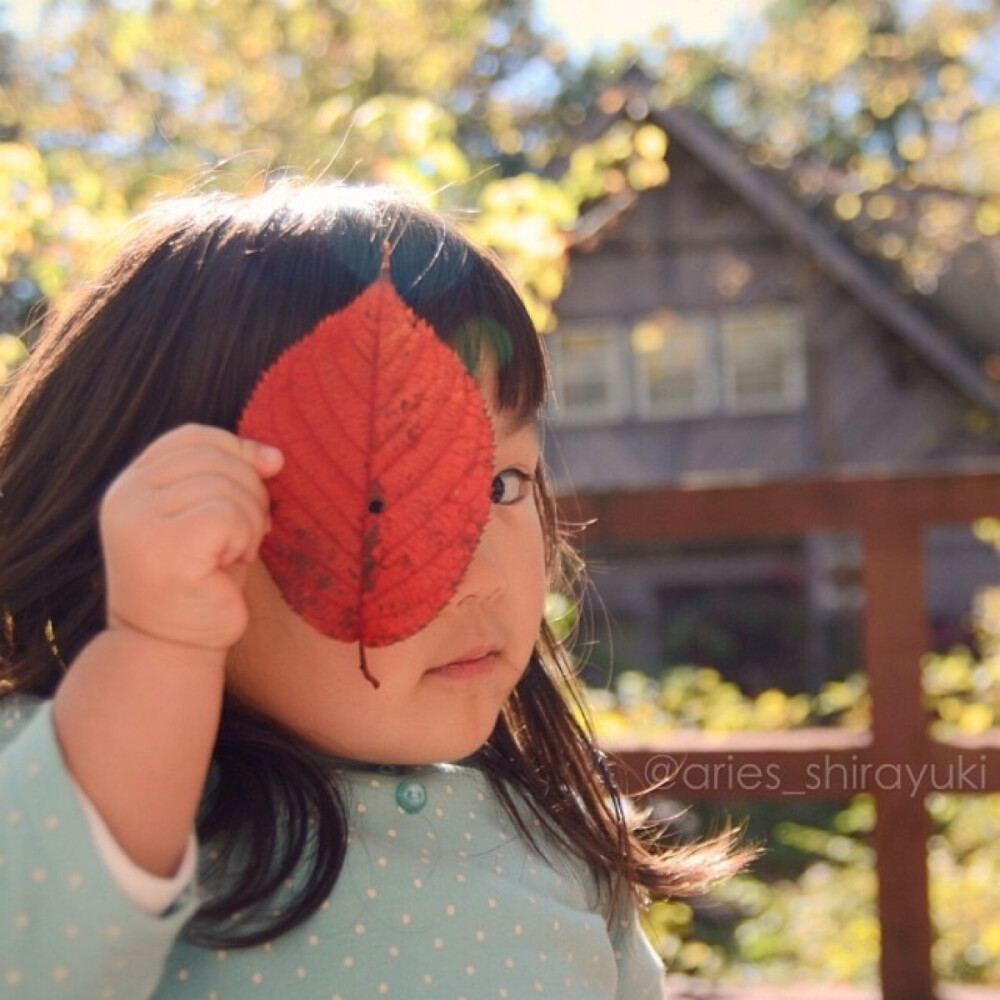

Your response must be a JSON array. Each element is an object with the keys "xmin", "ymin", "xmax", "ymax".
[{"xmin": 99, "ymin": 424, "xmax": 283, "ymax": 651}]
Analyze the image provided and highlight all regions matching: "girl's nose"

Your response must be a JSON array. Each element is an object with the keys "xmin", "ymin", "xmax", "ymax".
[{"xmin": 454, "ymin": 528, "xmax": 506, "ymax": 605}]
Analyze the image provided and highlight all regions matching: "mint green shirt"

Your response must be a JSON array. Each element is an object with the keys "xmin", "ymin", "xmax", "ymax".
[{"xmin": 1, "ymin": 699, "xmax": 665, "ymax": 998}]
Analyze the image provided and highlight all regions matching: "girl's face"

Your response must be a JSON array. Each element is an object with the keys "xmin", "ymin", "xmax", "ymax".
[{"xmin": 226, "ymin": 382, "xmax": 547, "ymax": 765}]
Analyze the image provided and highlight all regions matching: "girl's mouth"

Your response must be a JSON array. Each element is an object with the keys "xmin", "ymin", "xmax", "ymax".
[{"xmin": 428, "ymin": 648, "xmax": 498, "ymax": 679}]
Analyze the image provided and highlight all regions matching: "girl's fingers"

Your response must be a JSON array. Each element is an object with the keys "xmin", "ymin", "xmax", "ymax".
[
  {"xmin": 133, "ymin": 423, "xmax": 248, "ymax": 462},
  {"xmin": 131, "ymin": 440, "xmax": 280, "ymax": 513},
  {"xmin": 100, "ymin": 425, "xmax": 282, "ymax": 648},
  {"xmin": 102, "ymin": 427, "xmax": 284, "ymax": 577},
  {"xmin": 243, "ymin": 438, "xmax": 284, "ymax": 478},
  {"xmin": 175, "ymin": 497, "xmax": 261, "ymax": 569},
  {"xmin": 147, "ymin": 448, "xmax": 272, "ymax": 512},
  {"xmin": 154, "ymin": 475, "xmax": 270, "ymax": 548},
  {"xmin": 132, "ymin": 424, "xmax": 283, "ymax": 481}
]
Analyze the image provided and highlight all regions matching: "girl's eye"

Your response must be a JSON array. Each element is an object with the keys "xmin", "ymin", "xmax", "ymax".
[{"xmin": 490, "ymin": 468, "xmax": 534, "ymax": 506}]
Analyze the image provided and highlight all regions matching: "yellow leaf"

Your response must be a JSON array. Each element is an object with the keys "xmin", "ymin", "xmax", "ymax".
[
  {"xmin": 958, "ymin": 702, "xmax": 993, "ymax": 734},
  {"xmin": 633, "ymin": 124, "xmax": 667, "ymax": 161},
  {"xmin": 0, "ymin": 334, "xmax": 26, "ymax": 366},
  {"xmin": 627, "ymin": 159, "xmax": 668, "ymax": 190},
  {"xmin": 834, "ymin": 192, "xmax": 862, "ymax": 221},
  {"xmin": 0, "ymin": 143, "xmax": 44, "ymax": 178}
]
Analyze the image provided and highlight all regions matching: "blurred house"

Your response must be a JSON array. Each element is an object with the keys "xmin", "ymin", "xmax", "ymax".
[{"xmin": 545, "ymin": 79, "xmax": 1000, "ymax": 692}]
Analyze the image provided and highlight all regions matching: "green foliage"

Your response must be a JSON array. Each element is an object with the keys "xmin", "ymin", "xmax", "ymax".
[
  {"xmin": 637, "ymin": 787, "xmax": 1000, "ymax": 984},
  {"xmin": 543, "ymin": 590, "xmax": 577, "ymax": 643},
  {"xmin": 686, "ymin": 0, "xmax": 1000, "ymax": 295},
  {"xmin": 924, "ymin": 645, "xmax": 1000, "ymax": 737},
  {"xmin": 584, "ymin": 665, "xmax": 869, "ymax": 742},
  {"xmin": 0, "ymin": 331, "xmax": 25, "ymax": 380},
  {"xmin": 929, "ymin": 795, "xmax": 1000, "ymax": 983},
  {"xmin": 0, "ymin": 0, "xmax": 591, "ymax": 343},
  {"xmin": 924, "ymin": 583, "xmax": 1000, "ymax": 737},
  {"xmin": 0, "ymin": 0, "xmax": 683, "ymax": 353},
  {"xmin": 584, "ymin": 592, "xmax": 1000, "ymax": 984},
  {"xmin": 637, "ymin": 795, "xmax": 884, "ymax": 984},
  {"xmin": 5, "ymin": 0, "xmax": 1000, "ymax": 365},
  {"xmin": 727, "ymin": 861, "xmax": 880, "ymax": 982},
  {"xmin": 585, "ymin": 587, "xmax": 1000, "ymax": 740}
]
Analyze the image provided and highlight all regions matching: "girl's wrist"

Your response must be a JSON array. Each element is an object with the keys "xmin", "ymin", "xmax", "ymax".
[
  {"xmin": 102, "ymin": 617, "xmax": 231, "ymax": 671},
  {"xmin": 53, "ymin": 622, "xmax": 228, "ymax": 879}
]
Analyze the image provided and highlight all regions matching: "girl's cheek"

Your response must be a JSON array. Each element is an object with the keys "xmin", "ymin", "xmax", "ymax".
[{"xmin": 529, "ymin": 511, "xmax": 548, "ymax": 602}]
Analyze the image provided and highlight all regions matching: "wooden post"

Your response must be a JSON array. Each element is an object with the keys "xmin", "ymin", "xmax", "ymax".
[
  {"xmin": 862, "ymin": 519, "xmax": 935, "ymax": 1000},
  {"xmin": 566, "ymin": 469, "xmax": 1000, "ymax": 999}
]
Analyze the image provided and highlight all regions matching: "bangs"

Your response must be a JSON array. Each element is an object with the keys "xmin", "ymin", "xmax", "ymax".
[
  {"xmin": 67, "ymin": 185, "xmax": 549, "ymax": 442},
  {"xmin": 362, "ymin": 200, "xmax": 549, "ymax": 423},
  {"xmin": 235, "ymin": 187, "xmax": 550, "ymax": 425},
  {"xmin": 436, "ymin": 289, "xmax": 548, "ymax": 424}
]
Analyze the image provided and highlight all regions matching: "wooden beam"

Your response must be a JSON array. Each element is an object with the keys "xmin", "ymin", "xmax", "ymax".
[
  {"xmin": 606, "ymin": 731, "xmax": 1000, "ymax": 799},
  {"xmin": 561, "ymin": 468, "xmax": 1000, "ymax": 543},
  {"xmin": 576, "ymin": 469, "xmax": 1000, "ymax": 1000},
  {"xmin": 930, "ymin": 733, "xmax": 1000, "ymax": 790},
  {"xmin": 607, "ymin": 729, "xmax": 870, "ymax": 799}
]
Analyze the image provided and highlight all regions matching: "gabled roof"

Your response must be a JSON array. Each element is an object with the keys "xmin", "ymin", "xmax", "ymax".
[{"xmin": 572, "ymin": 98, "xmax": 1000, "ymax": 421}]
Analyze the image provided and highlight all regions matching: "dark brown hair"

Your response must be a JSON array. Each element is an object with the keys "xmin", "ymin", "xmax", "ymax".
[{"xmin": 0, "ymin": 184, "xmax": 745, "ymax": 948}]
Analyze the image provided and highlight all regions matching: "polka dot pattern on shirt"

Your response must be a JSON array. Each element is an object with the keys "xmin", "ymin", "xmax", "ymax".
[{"xmin": 2, "ymin": 699, "xmax": 666, "ymax": 999}]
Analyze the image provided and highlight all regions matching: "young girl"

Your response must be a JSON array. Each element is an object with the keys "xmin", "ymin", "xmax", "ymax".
[{"xmin": 0, "ymin": 184, "xmax": 739, "ymax": 998}]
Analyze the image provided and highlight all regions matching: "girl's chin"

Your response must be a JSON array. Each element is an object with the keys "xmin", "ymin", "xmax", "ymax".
[{"xmin": 337, "ymin": 728, "xmax": 498, "ymax": 768}]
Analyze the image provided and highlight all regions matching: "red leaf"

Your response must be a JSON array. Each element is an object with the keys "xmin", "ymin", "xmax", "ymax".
[{"xmin": 238, "ymin": 272, "xmax": 495, "ymax": 679}]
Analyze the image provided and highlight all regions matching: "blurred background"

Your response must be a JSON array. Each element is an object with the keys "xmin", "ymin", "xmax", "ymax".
[{"xmin": 2, "ymin": 0, "xmax": 1000, "ymax": 994}]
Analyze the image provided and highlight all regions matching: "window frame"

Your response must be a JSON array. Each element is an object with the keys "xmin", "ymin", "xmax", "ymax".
[
  {"xmin": 632, "ymin": 310, "xmax": 720, "ymax": 420},
  {"xmin": 719, "ymin": 304, "xmax": 808, "ymax": 415},
  {"xmin": 546, "ymin": 320, "xmax": 632, "ymax": 427},
  {"xmin": 547, "ymin": 303, "xmax": 807, "ymax": 426}
]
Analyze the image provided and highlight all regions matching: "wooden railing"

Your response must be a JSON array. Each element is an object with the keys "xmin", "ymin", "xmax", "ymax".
[{"xmin": 562, "ymin": 468, "xmax": 1000, "ymax": 1000}]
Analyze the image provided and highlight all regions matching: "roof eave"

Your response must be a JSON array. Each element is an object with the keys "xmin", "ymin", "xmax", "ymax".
[{"xmin": 645, "ymin": 105, "xmax": 1000, "ymax": 421}]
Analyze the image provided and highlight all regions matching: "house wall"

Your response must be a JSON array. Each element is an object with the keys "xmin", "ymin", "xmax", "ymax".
[
  {"xmin": 546, "ymin": 141, "xmax": 1000, "ymax": 685},
  {"xmin": 573, "ymin": 527, "xmax": 1000, "ymax": 689},
  {"xmin": 545, "ymin": 143, "xmax": 996, "ymax": 493}
]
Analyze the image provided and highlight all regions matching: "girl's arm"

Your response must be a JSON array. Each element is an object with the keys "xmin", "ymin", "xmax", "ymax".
[
  {"xmin": 1, "ymin": 697, "xmax": 198, "ymax": 997},
  {"xmin": 52, "ymin": 424, "xmax": 282, "ymax": 877},
  {"xmin": 52, "ymin": 628, "xmax": 227, "ymax": 877}
]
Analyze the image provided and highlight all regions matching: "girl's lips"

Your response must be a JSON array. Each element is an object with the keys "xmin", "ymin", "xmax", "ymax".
[{"xmin": 428, "ymin": 650, "xmax": 498, "ymax": 679}]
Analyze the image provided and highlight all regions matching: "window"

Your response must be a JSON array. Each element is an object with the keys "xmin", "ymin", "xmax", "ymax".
[
  {"xmin": 632, "ymin": 310, "xmax": 717, "ymax": 418},
  {"xmin": 548, "ymin": 304, "xmax": 806, "ymax": 425},
  {"xmin": 547, "ymin": 323, "xmax": 629, "ymax": 425},
  {"xmin": 721, "ymin": 305, "xmax": 807, "ymax": 413}
]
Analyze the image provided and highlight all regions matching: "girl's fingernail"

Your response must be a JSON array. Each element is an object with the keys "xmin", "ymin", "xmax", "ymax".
[{"xmin": 258, "ymin": 443, "xmax": 283, "ymax": 463}]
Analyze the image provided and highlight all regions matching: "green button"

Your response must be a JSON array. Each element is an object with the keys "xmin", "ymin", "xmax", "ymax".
[{"xmin": 395, "ymin": 778, "xmax": 427, "ymax": 814}]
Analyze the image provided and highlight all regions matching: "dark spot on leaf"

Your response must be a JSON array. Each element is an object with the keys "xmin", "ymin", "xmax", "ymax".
[{"xmin": 288, "ymin": 548, "xmax": 314, "ymax": 571}]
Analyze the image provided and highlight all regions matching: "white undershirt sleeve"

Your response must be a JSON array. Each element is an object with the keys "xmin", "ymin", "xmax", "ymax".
[{"xmin": 71, "ymin": 779, "xmax": 198, "ymax": 915}]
